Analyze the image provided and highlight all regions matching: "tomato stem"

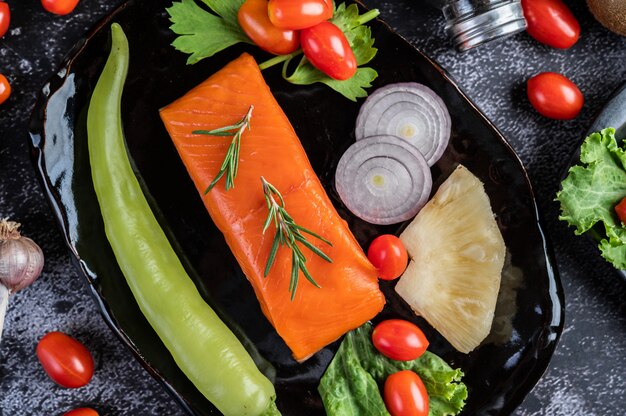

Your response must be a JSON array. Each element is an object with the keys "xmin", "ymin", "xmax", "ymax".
[
  {"xmin": 258, "ymin": 49, "xmax": 302, "ymax": 71},
  {"xmin": 355, "ymin": 9, "xmax": 380, "ymax": 26}
]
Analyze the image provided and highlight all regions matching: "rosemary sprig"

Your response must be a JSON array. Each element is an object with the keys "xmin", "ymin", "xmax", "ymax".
[
  {"xmin": 261, "ymin": 177, "xmax": 333, "ymax": 300},
  {"xmin": 192, "ymin": 105, "xmax": 254, "ymax": 193}
]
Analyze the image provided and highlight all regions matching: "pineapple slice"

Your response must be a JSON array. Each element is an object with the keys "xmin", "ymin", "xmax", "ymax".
[{"xmin": 395, "ymin": 165, "xmax": 506, "ymax": 353}]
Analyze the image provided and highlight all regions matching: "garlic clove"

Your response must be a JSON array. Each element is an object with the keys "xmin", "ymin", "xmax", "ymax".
[{"xmin": 0, "ymin": 219, "xmax": 45, "ymax": 293}]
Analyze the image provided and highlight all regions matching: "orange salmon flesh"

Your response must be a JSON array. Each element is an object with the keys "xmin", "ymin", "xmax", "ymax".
[{"xmin": 160, "ymin": 53, "xmax": 385, "ymax": 361}]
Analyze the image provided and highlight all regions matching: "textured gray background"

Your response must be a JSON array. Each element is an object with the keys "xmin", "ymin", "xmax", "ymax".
[{"xmin": 0, "ymin": 0, "xmax": 625, "ymax": 415}]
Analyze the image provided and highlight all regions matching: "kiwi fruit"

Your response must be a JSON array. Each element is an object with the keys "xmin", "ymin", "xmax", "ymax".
[{"xmin": 587, "ymin": 0, "xmax": 626, "ymax": 36}]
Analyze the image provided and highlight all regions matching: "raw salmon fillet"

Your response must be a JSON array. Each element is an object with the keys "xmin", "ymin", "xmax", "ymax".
[{"xmin": 160, "ymin": 53, "xmax": 385, "ymax": 361}]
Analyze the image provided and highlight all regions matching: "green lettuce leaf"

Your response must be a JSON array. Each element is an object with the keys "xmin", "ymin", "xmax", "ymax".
[
  {"xmin": 319, "ymin": 324, "xmax": 467, "ymax": 416},
  {"xmin": 166, "ymin": 0, "xmax": 251, "ymax": 65},
  {"xmin": 283, "ymin": 3, "xmax": 379, "ymax": 101},
  {"xmin": 556, "ymin": 128, "xmax": 626, "ymax": 268}
]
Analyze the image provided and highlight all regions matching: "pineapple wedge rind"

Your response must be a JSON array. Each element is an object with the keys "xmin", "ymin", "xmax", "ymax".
[{"xmin": 395, "ymin": 165, "xmax": 505, "ymax": 354}]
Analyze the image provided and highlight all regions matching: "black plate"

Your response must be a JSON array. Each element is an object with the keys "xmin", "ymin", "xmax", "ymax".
[
  {"xmin": 561, "ymin": 81, "xmax": 626, "ymax": 281},
  {"xmin": 28, "ymin": 1, "xmax": 564, "ymax": 415}
]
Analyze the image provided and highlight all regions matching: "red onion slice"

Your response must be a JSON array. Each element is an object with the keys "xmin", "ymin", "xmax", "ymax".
[
  {"xmin": 335, "ymin": 135, "xmax": 432, "ymax": 225},
  {"xmin": 355, "ymin": 82, "xmax": 451, "ymax": 166}
]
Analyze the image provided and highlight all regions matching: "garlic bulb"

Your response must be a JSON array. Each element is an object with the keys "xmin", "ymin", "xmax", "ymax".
[{"xmin": 0, "ymin": 219, "xmax": 45, "ymax": 340}]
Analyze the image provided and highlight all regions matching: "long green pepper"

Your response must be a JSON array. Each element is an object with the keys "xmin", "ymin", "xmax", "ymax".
[{"xmin": 87, "ymin": 23, "xmax": 278, "ymax": 416}]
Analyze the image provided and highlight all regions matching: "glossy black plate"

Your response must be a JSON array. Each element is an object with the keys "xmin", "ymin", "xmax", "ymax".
[
  {"xmin": 561, "ymin": 81, "xmax": 626, "ymax": 281},
  {"xmin": 28, "ymin": 1, "xmax": 564, "ymax": 415}
]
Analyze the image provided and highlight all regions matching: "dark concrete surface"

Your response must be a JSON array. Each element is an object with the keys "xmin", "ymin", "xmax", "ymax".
[{"xmin": 0, "ymin": 0, "xmax": 624, "ymax": 415}]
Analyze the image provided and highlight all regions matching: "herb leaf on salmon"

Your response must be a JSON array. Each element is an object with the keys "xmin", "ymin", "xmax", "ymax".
[
  {"xmin": 193, "ymin": 105, "xmax": 254, "ymax": 193},
  {"xmin": 261, "ymin": 177, "xmax": 332, "ymax": 300}
]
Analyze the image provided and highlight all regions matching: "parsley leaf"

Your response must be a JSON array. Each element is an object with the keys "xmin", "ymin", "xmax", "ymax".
[
  {"xmin": 284, "ymin": 59, "xmax": 377, "ymax": 102},
  {"xmin": 331, "ymin": 3, "xmax": 378, "ymax": 66},
  {"xmin": 167, "ymin": 0, "xmax": 251, "ymax": 65},
  {"xmin": 282, "ymin": 4, "xmax": 379, "ymax": 101}
]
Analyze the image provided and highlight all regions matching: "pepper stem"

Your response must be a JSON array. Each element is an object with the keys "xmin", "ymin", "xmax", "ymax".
[
  {"xmin": 0, "ymin": 283, "xmax": 9, "ymax": 342},
  {"xmin": 0, "ymin": 219, "xmax": 21, "ymax": 241}
]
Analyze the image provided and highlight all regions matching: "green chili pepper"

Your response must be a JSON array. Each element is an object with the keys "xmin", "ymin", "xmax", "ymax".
[{"xmin": 87, "ymin": 23, "xmax": 279, "ymax": 416}]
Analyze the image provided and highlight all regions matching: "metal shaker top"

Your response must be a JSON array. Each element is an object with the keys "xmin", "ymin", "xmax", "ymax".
[{"xmin": 442, "ymin": 0, "xmax": 527, "ymax": 51}]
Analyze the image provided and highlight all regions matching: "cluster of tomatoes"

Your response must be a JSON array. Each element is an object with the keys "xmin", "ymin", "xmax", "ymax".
[
  {"xmin": 367, "ymin": 235, "xmax": 431, "ymax": 416},
  {"xmin": 35, "ymin": 331, "xmax": 99, "ymax": 415},
  {"xmin": 522, "ymin": 0, "xmax": 584, "ymax": 120},
  {"xmin": 0, "ymin": 0, "xmax": 81, "ymax": 106},
  {"xmin": 237, "ymin": 0, "xmax": 357, "ymax": 80}
]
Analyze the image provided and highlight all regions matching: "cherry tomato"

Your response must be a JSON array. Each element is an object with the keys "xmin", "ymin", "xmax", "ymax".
[
  {"xmin": 301, "ymin": 21, "xmax": 356, "ymax": 80},
  {"xmin": 63, "ymin": 408, "xmax": 99, "ymax": 416},
  {"xmin": 41, "ymin": 0, "xmax": 80, "ymax": 16},
  {"xmin": 0, "ymin": 74, "xmax": 11, "ymax": 105},
  {"xmin": 238, "ymin": 0, "xmax": 299, "ymax": 55},
  {"xmin": 521, "ymin": 0, "xmax": 580, "ymax": 49},
  {"xmin": 268, "ymin": 0, "xmax": 333, "ymax": 30},
  {"xmin": 527, "ymin": 72, "xmax": 583, "ymax": 120},
  {"xmin": 384, "ymin": 370, "xmax": 429, "ymax": 416},
  {"xmin": 373, "ymin": 320, "xmax": 429, "ymax": 361},
  {"xmin": 36, "ymin": 331, "xmax": 94, "ymax": 388},
  {"xmin": 615, "ymin": 197, "xmax": 626, "ymax": 224},
  {"xmin": 367, "ymin": 235, "xmax": 408, "ymax": 280},
  {"xmin": 0, "ymin": 1, "xmax": 10, "ymax": 38}
]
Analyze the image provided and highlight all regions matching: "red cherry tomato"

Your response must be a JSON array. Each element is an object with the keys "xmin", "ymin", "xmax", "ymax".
[
  {"xmin": 372, "ymin": 320, "xmax": 429, "ymax": 361},
  {"xmin": 521, "ymin": 0, "xmax": 580, "ymax": 49},
  {"xmin": 63, "ymin": 408, "xmax": 99, "ymax": 416},
  {"xmin": 36, "ymin": 331, "xmax": 94, "ymax": 388},
  {"xmin": 301, "ymin": 21, "xmax": 356, "ymax": 81},
  {"xmin": 527, "ymin": 72, "xmax": 583, "ymax": 120},
  {"xmin": 0, "ymin": 2, "xmax": 10, "ymax": 38},
  {"xmin": 0, "ymin": 74, "xmax": 11, "ymax": 105},
  {"xmin": 384, "ymin": 370, "xmax": 429, "ymax": 416},
  {"xmin": 238, "ymin": 0, "xmax": 299, "ymax": 55},
  {"xmin": 41, "ymin": 0, "xmax": 80, "ymax": 15},
  {"xmin": 268, "ymin": 0, "xmax": 333, "ymax": 30},
  {"xmin": 367, "ymin": 235, "xmax": 408, "ymax": 280},
  {"xmin": 615, "ymin": 197, "xmax": 626, "ymax": 224}
]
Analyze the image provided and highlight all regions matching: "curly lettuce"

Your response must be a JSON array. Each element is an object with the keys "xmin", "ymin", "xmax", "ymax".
[
  {"xmin": 557, "ymin": 128, "xmax": 626, "ymax": 269},
  {"xmin": 319, "ymin": 324, "xmax": 467, "ymax": 416}
]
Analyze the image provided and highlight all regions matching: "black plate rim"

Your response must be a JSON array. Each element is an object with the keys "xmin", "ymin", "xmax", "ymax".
[{"xmin": 27, "ymin": 1, "xmax": 565, "ymax": 414}]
